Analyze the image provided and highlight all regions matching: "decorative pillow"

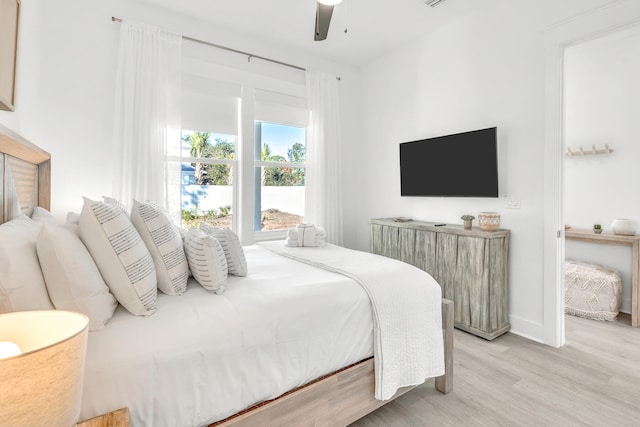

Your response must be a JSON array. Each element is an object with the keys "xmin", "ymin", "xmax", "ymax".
[
  {"xmin": 79, "ymin": 197, "xmax": 157, "ymax": 316},
  {"xmin": 177, "ymin": 226, "xmax": 188, "ymax": 241},
  {"xmin": 66, "ymin": 211, "xmax": 81, "ymax": 224},
  {"xmin": 37, "ymin": 223, "xmax": 118, "ymax": 330},
  {"xmin": 130, "ymin": 200, "xmax": 189, "ymax": 296},
  {"xmin": 0, "ymin": 215, "xmax": 53, "ymax": 313},
  {"xmin": 30, "ymin": 206, "xmax": 58, "ymax": 224},
  {"xmin": 184, "ymin": 227, "xmax": 227, "ymax": 294},
  {"xmin": 200, "ymin": 224, "xmax": 247, "ymax": 276},
  {"xmin": 176, "ymin": 226, "xmax": 192, "ymax": 277},
  {"xmin": 103, "ymin": 196, "xmax": 128, "ymax": 213}
]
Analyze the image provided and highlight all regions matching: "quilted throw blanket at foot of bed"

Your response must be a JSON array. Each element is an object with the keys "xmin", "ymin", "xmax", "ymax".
[{"xmin": 258, "ymin": 241, "xmax": 445, "ymax": 400}]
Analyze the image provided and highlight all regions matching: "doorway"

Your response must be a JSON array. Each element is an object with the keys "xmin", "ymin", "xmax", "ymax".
[
  {"xmin": 563, "ymin": 26, "xmax": 640, "ymax": 331},
  {"xmin": 544, "ymin": 2, "xmax": 640, "ymax": 347}
]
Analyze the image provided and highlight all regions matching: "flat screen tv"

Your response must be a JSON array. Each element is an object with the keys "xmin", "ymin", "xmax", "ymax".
[{"xmin": 400, "ymin": 127, "xmax": 498, "ymax": 197}]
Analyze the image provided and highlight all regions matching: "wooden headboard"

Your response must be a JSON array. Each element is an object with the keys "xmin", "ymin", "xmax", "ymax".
[{"xmin": 0, "ymin": 123, "xmax": 51, "ymax": 224}]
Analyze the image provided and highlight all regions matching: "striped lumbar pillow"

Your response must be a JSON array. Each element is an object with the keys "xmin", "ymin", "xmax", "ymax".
[
  {"xmin": 200, "ymin": 224, "xmax": 247, "ymax": 277},
  {"xmin": 130, "ymin": 200, "xmax": 189, "ymax": 296},
  {"xmin": 79, "ymin": 197, "xmax": 157, "ymax": 316},
  {"xmin": 184, "ymin": 227, "xmax": 227, "ymax": 294}
]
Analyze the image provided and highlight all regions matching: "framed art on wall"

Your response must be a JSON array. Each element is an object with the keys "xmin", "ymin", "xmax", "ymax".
[{"xmin": 0, "ymin": 0, "xmax": 20, "ymax": 111}]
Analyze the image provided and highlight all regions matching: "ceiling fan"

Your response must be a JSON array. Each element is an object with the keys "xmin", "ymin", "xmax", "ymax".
[{"xmin": 314, "ymin": 0, "xmax": 343, "ymax": 41}]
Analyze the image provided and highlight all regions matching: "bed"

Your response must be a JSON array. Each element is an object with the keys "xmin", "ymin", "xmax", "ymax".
[{"xmin": 0, "ymin": 123, "xmax": 453, "ymax": 427}]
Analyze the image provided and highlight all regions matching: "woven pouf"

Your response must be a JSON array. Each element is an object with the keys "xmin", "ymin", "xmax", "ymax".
[{"xmin": 564, "ymin": 260, "xmax": 622, "ymax": 321}]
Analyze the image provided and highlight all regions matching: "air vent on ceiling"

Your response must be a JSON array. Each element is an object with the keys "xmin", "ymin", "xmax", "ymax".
[{"xmin": 424, "ymin": 0, "xmax": 446, "ymax": 7}]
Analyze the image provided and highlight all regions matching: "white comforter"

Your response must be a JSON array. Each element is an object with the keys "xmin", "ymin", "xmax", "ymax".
[{"xmin": 80, "ymin": 243, "xmax": 442, "ymax": 426}]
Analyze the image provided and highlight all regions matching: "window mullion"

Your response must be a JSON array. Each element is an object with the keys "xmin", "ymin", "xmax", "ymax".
[
  {"xmin": 182, "ymin": 157, "xmax": 236, "ymax": 166},
  {"xmin": 255, "ymin": 161, "xmax": 306, "ymax": 168}
]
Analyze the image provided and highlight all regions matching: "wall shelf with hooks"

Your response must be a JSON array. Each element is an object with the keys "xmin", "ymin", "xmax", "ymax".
[{"xmin": 566, "ymin": 144, "xmax": 614, "ymax": 157}]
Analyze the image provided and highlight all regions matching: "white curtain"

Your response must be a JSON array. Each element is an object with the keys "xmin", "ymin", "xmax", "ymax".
[
  {"xmin": 113, "ymin": 20, "xmax": 182, "ymax": 219},
  {"xmin": 305, "ymin": 70, "xmax": 343, "ymax": 245}
]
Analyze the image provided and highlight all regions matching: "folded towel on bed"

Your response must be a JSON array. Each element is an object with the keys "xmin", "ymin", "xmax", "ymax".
[
  {"xmin": 298, "ymin": 224, "xmax": 316, "ymax": 247},
  {"xmin": 285, "ymin": 224, "xmax": 326, "ymax": 247}
]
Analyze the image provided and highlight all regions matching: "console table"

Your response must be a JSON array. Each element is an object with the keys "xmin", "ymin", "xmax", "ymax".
[
  {"xmin": 565, "ymin": 229, "xmax": 640, "ymax": 327},
  {"xmin": 370, "ymin": 218, "xmax": 510, "ymax": 340}
]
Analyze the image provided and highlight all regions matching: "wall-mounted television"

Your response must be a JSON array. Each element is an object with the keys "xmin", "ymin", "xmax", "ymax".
[{"xmin": 400, "ymin": 127, "xmax": 498, "ymax": 198}]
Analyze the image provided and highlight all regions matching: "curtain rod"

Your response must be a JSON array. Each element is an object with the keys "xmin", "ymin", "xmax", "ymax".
[{"xmin": 112, "ymin": 16, "xmax": 310, "ymax": 74}]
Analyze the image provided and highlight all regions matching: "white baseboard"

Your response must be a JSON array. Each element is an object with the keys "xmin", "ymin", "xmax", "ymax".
[{"xmin": 508, "ymin": 315, "xmax": 545, "ymax": 344}]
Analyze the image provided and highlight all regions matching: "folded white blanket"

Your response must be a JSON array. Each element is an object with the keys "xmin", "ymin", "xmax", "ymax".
[
  {"xmin": 259, "ymin": 241, "xmax": 445, "ymax": 400},
  {"xmin": 285, "ymin": 224, "xmax": 326, "ymax": 247}
]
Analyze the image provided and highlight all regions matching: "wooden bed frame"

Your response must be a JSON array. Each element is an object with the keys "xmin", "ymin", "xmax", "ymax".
[
  {"xmin": 0, "ymin": 123, "xmax": 453, "ymax": 426},
  {"xmin": 213, "ymin": 300, "xmax": 453, "ymax": 426}
]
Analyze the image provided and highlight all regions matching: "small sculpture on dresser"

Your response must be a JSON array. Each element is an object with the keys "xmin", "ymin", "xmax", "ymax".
[{"xmin": 461, "ymin": 215, "xmax": 475, "ymax": 230}]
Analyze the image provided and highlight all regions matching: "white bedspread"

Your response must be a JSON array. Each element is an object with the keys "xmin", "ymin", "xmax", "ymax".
[
  {"xmin": 79, "ymin": 243, "xmax": 444, "ymax": 426},
  {"xmin": 259, "ymin": 242, "xmax": 445, "ymax": 400},
  {"xmin": 80, "ymin": 245, "xmax": 373, "ymax": 427}
]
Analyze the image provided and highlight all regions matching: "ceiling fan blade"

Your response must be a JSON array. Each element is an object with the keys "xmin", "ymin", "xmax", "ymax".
[{"xmin": 314, "ymin": 2, "xmax": 334, "ymax": 41}]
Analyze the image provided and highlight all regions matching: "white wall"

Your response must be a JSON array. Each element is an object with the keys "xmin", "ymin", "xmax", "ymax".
[
  {"xmin": 345, "ymin": 0, "xmax": 618, "ymax": 342},
  {"xmin": 564, "ymin": 24, "xmax": 640, "ymax": 313},
  {"xmin": 0, "ymin": 0, "xmax": 120, "ymax": 217},
  {"xmin": 0, "ymin": 0, "xmax": 359, "ymax": 225}
]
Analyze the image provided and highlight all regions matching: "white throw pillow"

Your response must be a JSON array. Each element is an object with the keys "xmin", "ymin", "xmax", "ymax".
[
  {"xmin": 130, "ymin": 200, "xmax": 189, "ymax": 296},
  {"xmin": 0, "ymin": 215, "xmax": 53, "ymax": 313},
  {"xmin": 79, "ymin": 197, "xmax": 157, "ymax": 316},
  {"xmin": 184, "ymin": 227, "xmax": 227, "ymax": 294},
  {"xmin": 30, "ymin": 206, "xmax": 58, "ymax": 224},
  {"xmin": 66, "ymin": 211, "xmax": 81, "ymax": 224},
  {"xmin": 200, "ymin": 224, "xmax": 247, "ymax": 277},
  {"xmin": 37, "ymin": 223, "xmax": 118, "ymax": 330}
]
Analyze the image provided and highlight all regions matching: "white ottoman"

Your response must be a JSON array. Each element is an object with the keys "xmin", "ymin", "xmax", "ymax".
[{"xmin": 565, "ymin": 260, "xmax": 622, "ymax": 321}]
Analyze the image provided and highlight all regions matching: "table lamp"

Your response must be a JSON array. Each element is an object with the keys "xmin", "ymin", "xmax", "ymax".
[{"xmin": 0, "ymin": 310, "xmax": 89, "ymax": 426}]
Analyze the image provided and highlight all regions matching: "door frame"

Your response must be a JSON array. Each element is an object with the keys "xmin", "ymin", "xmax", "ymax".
[{"xmin": 543, "ymin": 0, "xmax": 640, "ymax": 347}]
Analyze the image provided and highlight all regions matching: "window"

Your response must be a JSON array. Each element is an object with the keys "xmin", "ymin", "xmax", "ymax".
[
  {"xmin": 177, "ymin": 73, "xmax": 240, "ymax": 229},
  {"xmin": 180, "ymin": 130, "xmax": 236, "ymax": 229},
  {"xmin": 173, "ymin": 52, "xmax": 308, "ymax": 242},
  {"xmin": 253, "ymin": 122, "xmax": 305, "ymax": 232}
]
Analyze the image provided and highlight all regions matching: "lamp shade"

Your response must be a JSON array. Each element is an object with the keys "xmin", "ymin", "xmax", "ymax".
[{"xmin": 0, "ymin": 310, "xmax": 89, "ymax": 427}]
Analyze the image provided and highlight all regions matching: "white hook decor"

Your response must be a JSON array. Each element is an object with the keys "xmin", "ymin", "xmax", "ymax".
[{"xmin": 566, "ymin": 144, "xmax": 613, "ymax": 157}]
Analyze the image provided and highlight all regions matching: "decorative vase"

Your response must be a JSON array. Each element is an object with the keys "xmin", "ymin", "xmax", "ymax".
[
  {"xmin": 610, "ymin": 218, "xmax": 636, "ymax": 236},
  {"xmin": 593, "ymin": 228, "xmax": 602, "ymax": 234},
  {"xmin": 478, "ymin": 212, "xmax": 500, "ymax": 231},
  {"xmin": 463, "ymin": 220, "xmax": 472, "ymax": 230}
]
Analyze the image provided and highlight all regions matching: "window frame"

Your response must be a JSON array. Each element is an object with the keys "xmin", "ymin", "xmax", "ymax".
[
  {"xmin": 170, "ymin": 132, "xmax": 239, "ymax": 231},
  {"xmin": 252, "ymin": 120, "xmax": 307, "ymax": 240},
  {"xmin": 174, "ymin": 52, "xmax": 308, "ymax": 244}
]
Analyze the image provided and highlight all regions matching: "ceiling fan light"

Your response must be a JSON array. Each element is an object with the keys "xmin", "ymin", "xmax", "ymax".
[{"xmin": 318, "ymin": 0, "xmax": 343, "ymax": 5}]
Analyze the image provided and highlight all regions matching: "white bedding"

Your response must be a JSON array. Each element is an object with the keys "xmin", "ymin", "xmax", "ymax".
[
  {"xmin": 80, "ymin": 243, "xmax": 444, "ymax": 427},
  {"xmin": 80, "ymin": 245, "xmax": 374, "ymax": 427},
  {"xmin": 259, "ymin": 242, "xmax": 445, "ymax": 400}
]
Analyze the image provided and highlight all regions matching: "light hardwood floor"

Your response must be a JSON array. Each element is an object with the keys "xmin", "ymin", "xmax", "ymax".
[{"xmin": 350, "ymin": 314, "xmax": 640, "ymax": 427}]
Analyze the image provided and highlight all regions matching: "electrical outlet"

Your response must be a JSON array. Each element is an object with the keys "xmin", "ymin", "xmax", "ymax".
[{"xmin": 505, "ymin": 197, "xmax": 521, "ymax": 209}]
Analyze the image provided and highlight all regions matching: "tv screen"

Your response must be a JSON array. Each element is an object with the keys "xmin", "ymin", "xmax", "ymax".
[{"xmin": 400, "ymin": 127, "xmax": 498, "ymax": 197}]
